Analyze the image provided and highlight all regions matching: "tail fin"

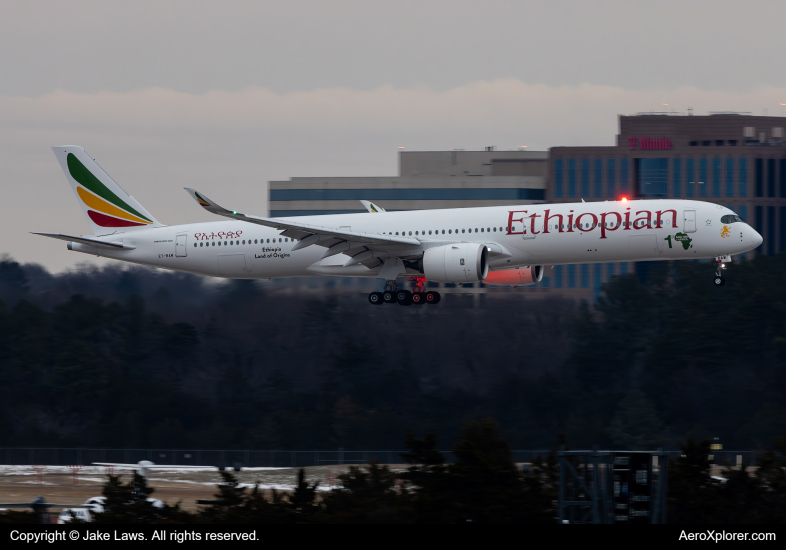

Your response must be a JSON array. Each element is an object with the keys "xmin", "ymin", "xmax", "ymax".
[{"xmin": 52, "ymin": 146, "xmax": 163, "ymax": 235}]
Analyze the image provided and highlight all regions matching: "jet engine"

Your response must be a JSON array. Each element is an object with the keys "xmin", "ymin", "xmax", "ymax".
[
  {"xmin": 422, "ymin": 243, "xmax": 489, "ymax": 283},
  {"xmin": 483, "ymin": 265, "xmax": 544, "ymax": 286}
]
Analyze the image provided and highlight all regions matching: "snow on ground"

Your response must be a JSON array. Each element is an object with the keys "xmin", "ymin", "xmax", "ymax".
[{"xmin": 0, "ymin": 464, "xmax": 406, "ymax": 493}]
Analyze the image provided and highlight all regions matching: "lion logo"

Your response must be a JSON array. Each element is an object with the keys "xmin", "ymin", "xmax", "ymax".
[{"xmin": 720, "ymin": 226, "xmax": 731, "ymax": 238}]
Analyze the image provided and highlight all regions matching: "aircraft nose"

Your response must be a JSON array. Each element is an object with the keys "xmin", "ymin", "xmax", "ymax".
[{"xmin": 751, "ymin": 228, "xmax": 763, "ymax": 248}]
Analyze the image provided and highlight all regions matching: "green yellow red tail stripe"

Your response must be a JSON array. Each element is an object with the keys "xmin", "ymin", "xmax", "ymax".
[{"xmin": 67, "ymin": 153, "xmax": 153, "ymax": 226}]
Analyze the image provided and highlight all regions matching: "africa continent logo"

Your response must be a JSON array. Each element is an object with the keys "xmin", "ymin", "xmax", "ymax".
[{"xmin": 674, "ymin": 232, "xmax": 693, "ymax": 250}]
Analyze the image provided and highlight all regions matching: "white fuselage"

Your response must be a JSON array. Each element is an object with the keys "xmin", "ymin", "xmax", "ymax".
[{"xmin": 68, "ymin": 199, "xmax": 763, "ymax": 279}]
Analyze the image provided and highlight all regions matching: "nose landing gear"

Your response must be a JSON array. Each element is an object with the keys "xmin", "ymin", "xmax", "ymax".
[
  {"xmin": 367, "ymin": 277, "xmax": 441, "ymax": 305},
  {"xmin": 713, "ymin": 258, "xmax": 726, "ymax": 287}
]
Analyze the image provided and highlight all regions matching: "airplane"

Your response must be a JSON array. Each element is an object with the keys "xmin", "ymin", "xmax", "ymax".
[
  {"xmin": 92, "ymin": 460, "xmax": 210, "ymax": 479},
  {"xmin": 0, "ymin": 495, "xmax": 95, "ymax": 523},
  {"xmin": 34, "ymin": 146, "xmax": 763, "ymax": 304}
]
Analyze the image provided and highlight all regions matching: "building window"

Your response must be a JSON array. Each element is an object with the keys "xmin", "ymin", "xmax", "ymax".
[
  {"xmin": 725, "ymin": 158, "xmax": 734, "ymax": 197},
  {"xmin": 554, "ymin": 159, "xmax": 563, "ymax": 198},
  {"xmin": 712, "ymin": 158, "xmax": 721, "ymax": 198},
  {"xmin": 607, "ymin": 263, "xmax": 615, "ymax": 278},
  {"xmin": 554, "ymin": 265, "xmax": 563, "ymax": 288},
  {"xmin": 689, "ymin": 141, "xmax": 698, "ymax": 146},
  {"xmin": 715, "ymin": 140, "xmax": 724, "ymax": 146},
  {"xmin": 606, "ymin": 159, "xmax": 616, "ymax": 197},
  {"xmin": 620, "ymin": 159, "xmax": 629, "ymax": 194},
  {"xmin": 702, "ymin": 140, "xmax": 711, "ymax": 146},
  {"xmin": 781, "ymin": 206, "xmax": 786, "ymax": 254},
  {"xmin": 568, "ymin": 265, "xmax": 576, "ymax": 288},
  {"xmin": 581, "ymin": 159, "xmax": 590, "ymax": 198},
  {"xmin": 635, "ymin": 158, "xmax": 668, "ymax": 197},
  {"xmin": 729, "ymin": 140, "xmax": 738, "ymax": 146},
  {"xmin": 619, "ymin": 262, "xmax": 629, "ymax": 274},
  {"xmin": 755, "ymin": 158, "xmax": 764, "ymax": 197},
  {"xmin": 699, "ymin": 158, "xmax": 708, "ymax": 197},
  {"xmin": 738, "ymin": 205, "xmax": 748, "ymax": 222},
  {"xmin": 739, "ymin": 158, "xmax": 748, "ymax": 197},
  {"xmin": 580, "ymin": 264, "xmax": 589, "ymax": 288},
  {"xmin": 271, "ymin": 188, "xmax": 546, "ymax": 202},
  {"xmin": 672, "ymin": 158, "xmax": 682, "ymax": 197},
  {"xmin": 779, "ymin": 158, "xmax": 786, "ymax": 198},
  {"xmin": 568, "ymin": 159, "xmax": 577, "ymax": 198},
  {"xmin": 767, "ymin": 205, "xmax": 775, "ymax": 256},
  {"xmin": 686, "ymin": 158, "xmax": 695, "ymax": 197},
  {"xmin": 541, "ymin": 275, "xmax": 550, "ymax": 288},
  {"xmin": 768, "ymin": 158, "xmax": 776, "ymax": 197},
  {"xmin": 593, "ymin": 264, "xmax": 602, "ymax": 297},
  {"xmin": 593, "ymin": 159, "xmax": 602, "ymax": 198},
  {"xmin": 755, "ymin": 205, "xmax": 764, "ymax": 251}
]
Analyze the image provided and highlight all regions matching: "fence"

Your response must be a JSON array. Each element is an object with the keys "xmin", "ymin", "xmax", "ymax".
[
  {"xmin": 0, "ymin": 448, "xmax": 762, "ymax": 469},
  {"xmin": 0, "ymin": 448, "xmax": 560, "ymax": 468}
]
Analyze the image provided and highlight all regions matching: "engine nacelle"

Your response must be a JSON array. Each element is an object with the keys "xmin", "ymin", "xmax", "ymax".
[
  {"xmin": 483, "ymin": 265, "xmax": 544, "ymax": 286},
  {"xmin": 422, "ymin": 243, "xmax": 489, "ymax": 283}
]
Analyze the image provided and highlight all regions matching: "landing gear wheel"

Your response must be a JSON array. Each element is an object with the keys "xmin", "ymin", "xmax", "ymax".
[
  {"xmin": 411, "ymin": 292, "xmax": 426, "ymax": 305},
  {"xmin": 368, "ymin": 291, "xmax": 384, "ymax": 305},
  {"xmin": 714, "ymin": 276, "xmax": 726, "ymax": 287},
  {"xmin": 425, "ymin": 291, "xmax": 441, "ymax": 304},
  {"xmin": 396, "ymin": 289, "xmax": 412, "ymax": 306},
  {"xmin": 382, "ymin": 291, "xmax": 396, "ymax": 303}
]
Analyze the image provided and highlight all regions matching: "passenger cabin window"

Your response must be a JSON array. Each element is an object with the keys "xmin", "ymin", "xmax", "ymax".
[{"xmin": 721, "ymin": 214, "xmax": 743, "ymax": 223}]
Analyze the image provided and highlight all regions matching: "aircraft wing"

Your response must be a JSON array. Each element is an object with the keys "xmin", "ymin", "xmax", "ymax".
[
  {"xmin": 185, "ymin": 188, "xmax": 421, "ymax": 267},
  {"xmin": 360, "ymin": 200, "xmax": 386, "ymax": 213}
]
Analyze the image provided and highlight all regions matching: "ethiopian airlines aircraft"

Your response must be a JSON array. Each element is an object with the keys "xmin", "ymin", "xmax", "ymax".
[{"xmin": 35, "ymin": 146, "xmax": 763, "ymax": 305}]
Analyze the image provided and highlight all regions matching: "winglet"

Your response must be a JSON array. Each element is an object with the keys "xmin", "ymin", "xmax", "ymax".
[
  {"xmin": 360, "ymin": 200, "xmax": 386, "ymax": 213},
  {"xmin": 184, "ymin": 188, "xmax": 242, "ymax": 217}
]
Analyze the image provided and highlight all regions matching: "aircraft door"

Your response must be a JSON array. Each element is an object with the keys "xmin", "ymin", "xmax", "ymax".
[
  {"xmin": 683, "ymin": 210, "xmax": 696, "ymax": 233},
  {"xmin": 176, "ymin": 234, "xmax": 188, "ymax": 257},
  {"xmin": 522, "ymin": 222, "xmax": 536, "ymax": 240}
]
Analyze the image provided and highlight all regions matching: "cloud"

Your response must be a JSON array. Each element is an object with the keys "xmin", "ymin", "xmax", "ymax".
[{"xmin": 2, "ymin": 80, "xmax": 785, "ymax": 271}]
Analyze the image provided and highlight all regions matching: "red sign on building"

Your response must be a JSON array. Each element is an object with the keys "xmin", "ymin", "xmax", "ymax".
[{"xmin": 627, "ymin": 137, "xmax": 673, "ymax": 150}]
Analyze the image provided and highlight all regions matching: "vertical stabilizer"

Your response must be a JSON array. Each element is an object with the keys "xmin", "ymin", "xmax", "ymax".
[{"xmin": 51, "ymin": 146, "xmax": 163, "ymax": 235}]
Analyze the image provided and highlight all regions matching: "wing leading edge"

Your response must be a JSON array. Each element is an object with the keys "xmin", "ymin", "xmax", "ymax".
[{"xmin": 184, "ymin": 188, "xmax": 421, "ymax": 268}]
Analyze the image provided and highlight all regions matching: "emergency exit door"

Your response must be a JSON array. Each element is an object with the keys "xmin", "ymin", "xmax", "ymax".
[
  {"xmin": 176, "ymin": 234, "xmax": 188, "ymax": 257},
  {"xmin": 683, "ymin": 210, "xmax": 696, "ymax": 233}
]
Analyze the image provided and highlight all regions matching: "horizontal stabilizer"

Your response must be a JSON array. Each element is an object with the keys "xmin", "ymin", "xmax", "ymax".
[{"xmin": 31, "ymin": 232, "xmax": 134, "ymax": 250}]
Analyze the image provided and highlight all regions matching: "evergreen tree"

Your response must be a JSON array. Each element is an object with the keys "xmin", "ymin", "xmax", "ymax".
[
  {"xmin": 322, "ymin": 461, "xmax": 405, "ymax": 523},
  {"xmin": 95, "ymin": 473, "xmax": 186, "ymax": 524},
  {"xmin": 667, "ymin": 439, "xmax": 722, "ymax": 523},
  {"xmin": 608, "ymin": 390, "xmax": 668, "ymax": 450},
  {"xmin": 447, "ymin": 418, "xmax": 553, "ymax": 524}
]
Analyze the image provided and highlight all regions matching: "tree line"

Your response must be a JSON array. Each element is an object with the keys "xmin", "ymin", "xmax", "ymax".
[
  {"xmin": 2, "ymin": 419, "xmax": 785, "ymax": 524},
  {"xmin": 0, "ymin": 253, "xmax": 785, "ymax": 450}
]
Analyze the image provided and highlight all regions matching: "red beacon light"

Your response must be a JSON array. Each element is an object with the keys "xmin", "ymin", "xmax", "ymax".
[{"xmin": 620, "ymin": 196, "xmax": 628, "ymax": 202}]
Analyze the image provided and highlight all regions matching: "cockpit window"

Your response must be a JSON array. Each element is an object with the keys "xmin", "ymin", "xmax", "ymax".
[{"xmin": 721, "ymin": 214, "xmax": 743, "ymax": 224}]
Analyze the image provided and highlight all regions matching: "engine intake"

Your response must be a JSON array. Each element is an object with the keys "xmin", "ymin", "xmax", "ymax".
[
  {"xmin": 483, "ymin": 265, "xmax": 544, "ymax": 286},
  {"xmin": 422, "ymin": 243, "xmax": 489, "ymax": 283}
]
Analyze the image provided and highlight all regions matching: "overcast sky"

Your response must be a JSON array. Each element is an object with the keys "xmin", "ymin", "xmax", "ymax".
[{"xmin": 3, "ymin": 0, "xmax": 786, "ymax": 272}]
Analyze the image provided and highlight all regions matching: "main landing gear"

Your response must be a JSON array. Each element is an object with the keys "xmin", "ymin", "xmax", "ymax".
[
  {"xmin": 713, "ymin": 258, "xmax": 726, "ymax": 287},
  {"xmin": 368, "ymin": 276, "xmax": 441, "ymax": 306}
]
